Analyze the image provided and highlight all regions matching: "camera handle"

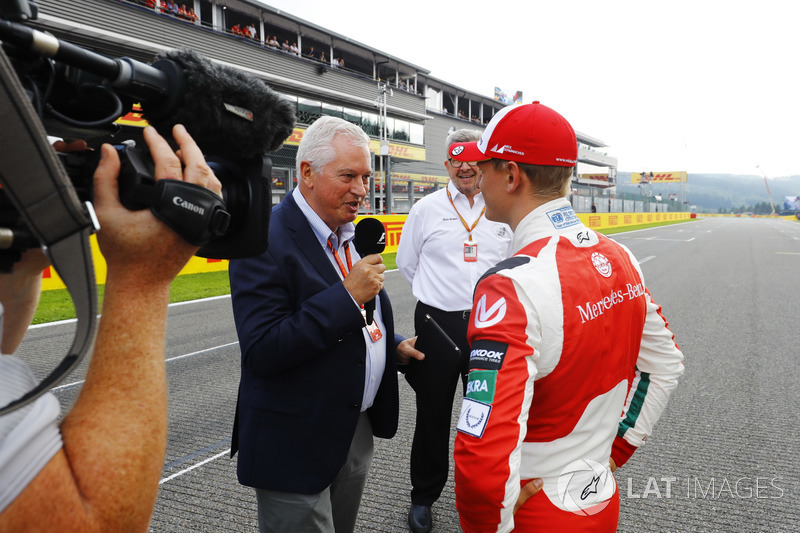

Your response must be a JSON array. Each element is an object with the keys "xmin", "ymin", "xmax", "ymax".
[{"xmin": 116, "ymin": 145, "xmax": 231, "ymax": 247}]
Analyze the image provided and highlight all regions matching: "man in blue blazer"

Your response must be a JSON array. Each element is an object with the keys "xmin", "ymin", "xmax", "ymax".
[{"xmin": 229, "ymin": 116, "xmax": 422, "ymax": 532}]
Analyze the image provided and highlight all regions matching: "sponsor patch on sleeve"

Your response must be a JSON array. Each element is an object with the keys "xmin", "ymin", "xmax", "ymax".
[
  {"xmin": 465, "ymin": 370, "xmax": 497, "ymax": 404},
  {"xmin": 546, "ymin": 206, "xmax": 580, "ymax": 229},
  {"xmin": 468, "ymin": 339, "xmax": 508, "ymax": 371},
  {"xmin": 456, "ymin": 398, "xmax": 492, "ymax": 438}
]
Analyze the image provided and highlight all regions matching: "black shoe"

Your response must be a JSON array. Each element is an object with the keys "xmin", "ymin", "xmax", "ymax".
[{"xmin": 408, "ymin": 504, "xmax": 432, "ymax": 533}]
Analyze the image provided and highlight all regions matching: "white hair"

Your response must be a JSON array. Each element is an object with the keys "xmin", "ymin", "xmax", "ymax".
[{"xmin": 296, "ymin": 116, "xmax": 371, "ymax": 172}]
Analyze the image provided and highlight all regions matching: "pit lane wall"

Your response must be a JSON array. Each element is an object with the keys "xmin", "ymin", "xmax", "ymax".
[{"xmin": 40, "ymin": 211, "xmax": 693, "ymax": 291}]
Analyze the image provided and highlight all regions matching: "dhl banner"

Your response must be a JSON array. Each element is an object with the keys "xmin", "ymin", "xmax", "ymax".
[
  {"xmin": 577, "ymin": 173, "xmax": 612, "ymax": 188},
  {"xmin": 41, "ymin": 212, "xmax": 692, "ymax": 291},
  {"xmin": 579, "ymin": 173, "xmax": 610, "ymax": 183},
  {"xmin": 389, "ymin": 172, "xmax": 449, "ymax": 186},
  {"xmin": 284, "ymin": 127, "xmax": 426, "ymax": 161},
  {"xmin": 114, "ymin": 111, "xmax": 426, "ymax": 161},
  {"xmin": 632, "ymin": 171, "xmax": 687, "ymax": 184}
]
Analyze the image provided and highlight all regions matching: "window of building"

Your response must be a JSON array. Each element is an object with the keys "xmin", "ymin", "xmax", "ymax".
[
  {"xmin": 383, "ymin": 117, "xmax": 395, "ymax": 139},
  {"xmin": 343, "ymin": 107, "xmax": 362, "ymax": 124},
  {"xmin": 362, "ymin": 112, "xmax": 380, "ymax": 136},
  {"xmin": 410, "ymin": 123, "xmax": 424, "ymax": 145},
  {"xmin": 297, "ymin": 98, "xmax": 322, "ymax": 124},
  {"xmin": 393, "ymin": 119, "xmax": 409, "ymax": 142},
  {"xmin": 321, "ymin": 103, "xmax": 343, "ymax": 118}
]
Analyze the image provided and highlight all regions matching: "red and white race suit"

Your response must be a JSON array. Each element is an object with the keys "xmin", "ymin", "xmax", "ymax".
[{"xmin": 454, "ymin": 199, "xmax": 684, "ymax": 532}]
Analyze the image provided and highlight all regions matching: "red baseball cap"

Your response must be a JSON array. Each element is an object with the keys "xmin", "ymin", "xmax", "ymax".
[{"xmin": 449, "ymin": 101, "xmax": 577, "ymax": 167}]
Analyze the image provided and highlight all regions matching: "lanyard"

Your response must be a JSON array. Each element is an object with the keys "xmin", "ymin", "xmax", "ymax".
[
  {"xmin": 446, "ymin": 187, "xmax": 485, "ymax": 240},
  {"xmin": 327, "ymin": 238, "xmax": 353, "ymax": 278},
  {"xmin": 327, "ymin": 239, "xmax": 374, "ymax": 327}
]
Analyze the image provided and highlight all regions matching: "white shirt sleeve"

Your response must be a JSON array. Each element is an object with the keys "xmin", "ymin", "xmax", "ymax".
[
  {"xmin": 0, "ymin": 355, "xmax": 63, "ymax": 513},
  {"xmin": 396, "ymin": 203, "xmax": 423, "ymax": 286}
]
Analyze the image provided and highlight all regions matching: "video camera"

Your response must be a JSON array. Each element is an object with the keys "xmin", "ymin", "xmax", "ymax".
[
  {"xmin": 0, "ymin": 0, "xmax": 294, "ymax": 415},
  {"xmin": 0, "ymin": 0, "xmax": 296, "ymax": 265}
]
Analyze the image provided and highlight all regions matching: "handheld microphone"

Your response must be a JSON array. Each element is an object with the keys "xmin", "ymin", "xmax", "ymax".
[{"xmin": 353, "ymin": 217, "xmax": 386, "ymax": 325}]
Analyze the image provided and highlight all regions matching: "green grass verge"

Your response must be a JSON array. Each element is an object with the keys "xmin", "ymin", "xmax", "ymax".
[
  {"xmin": 31, "ymin": 220, "xmax": 689, "ymax": 324},
  {"xmin": 33, "ymin": 270, "xmax": 232, "ymax": 324}
]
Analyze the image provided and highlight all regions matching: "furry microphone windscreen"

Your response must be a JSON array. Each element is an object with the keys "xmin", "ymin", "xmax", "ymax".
[{"xmin": 148, "ymin": 48, "xmax": 296, "ymax": 161}]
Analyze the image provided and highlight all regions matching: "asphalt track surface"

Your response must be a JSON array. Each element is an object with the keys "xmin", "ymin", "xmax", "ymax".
[{"xmin": 17, "ymin": 217, "xmax": 800, "ymax": 532}]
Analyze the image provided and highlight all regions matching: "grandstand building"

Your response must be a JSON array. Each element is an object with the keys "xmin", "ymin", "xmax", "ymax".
[{"xmin": 25, "ymin": 0, "xmax": 618, "ymax": 213}]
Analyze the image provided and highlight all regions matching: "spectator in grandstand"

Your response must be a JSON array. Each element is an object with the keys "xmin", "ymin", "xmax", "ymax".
[
  {"xmin": 396, "ymin": 128, "xmax": 513, "ymax": 533},
  {"xmin": 448, "ymin": 101, "xmax": 684, "ymax": 532},
  {"xmin": 186, "ymin": 6, "xmax": 198, "ymax": 23},
  {"xmin": 0, "ymin": 126, "xmax": 222, "ymax": 531},
  {"xmin": 306, "ymin": 46, "xmax": 317, "ymax": 59},
  {"xmin": 281, "ymin": 39, "xmax": 290, "ymax": 52},
  {"xmin": 319, "ymin": 51, "xmax": 327, "ymax": 63},
  {"xmin": 228, "ymin": 116, "xmax": 423, "ymax": 533},
  {"xmin": 267, "ymin": 35, "xmax": 278, "ymax": 48},
  {"xmin": 289, "ymin": 42, "xmax": 299, "ymax": 55},
  {"xmin": 339, "ymin": 58, "xmax": 345, "ymax": 69},
  {"xmin": 332, "ymin": 57, "xmax": 341, "ymax": 68},
  {"xmin": 247, "ymin": 23, "xmax": 257, "ymax": 39}
]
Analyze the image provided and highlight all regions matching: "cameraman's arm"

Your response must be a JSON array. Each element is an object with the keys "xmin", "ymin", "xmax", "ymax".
[{"xmin": 0, "ymin": 125, "xmax": 221, "ymax": 532}]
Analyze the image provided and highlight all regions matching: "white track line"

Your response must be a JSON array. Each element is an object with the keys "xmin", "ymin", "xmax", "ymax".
[
  {"xmin": 159, "ymin": 448, "xmax": 231, "ymax": 485},
  {"xmin": 50, "ymin": 341, "xmax": 239, "ymax": 392}
]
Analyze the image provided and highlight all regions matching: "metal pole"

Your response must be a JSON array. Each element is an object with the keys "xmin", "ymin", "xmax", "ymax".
[{"xmin": 378, "ymin": 84, "xmax": 387, "ymax": 214}]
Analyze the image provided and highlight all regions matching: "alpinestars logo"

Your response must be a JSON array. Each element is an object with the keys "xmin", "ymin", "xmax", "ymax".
[
  {"xmin": 474, "ymin": 294, "xmax": 507, "ymax": 328},
  {"xmin": 557, "ymin": 458, "xmax": 615, "ymax": 516}
]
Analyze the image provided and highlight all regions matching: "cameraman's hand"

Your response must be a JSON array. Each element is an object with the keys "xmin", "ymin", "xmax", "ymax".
[{"xmin": 93, "ymin": 124, "xmax": 222, "ymax": 287}]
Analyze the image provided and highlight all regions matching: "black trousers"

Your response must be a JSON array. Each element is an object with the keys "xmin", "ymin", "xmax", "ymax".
[{"xmin": 409, "ymin": 301, "xmax": 471, "ymax": 506}]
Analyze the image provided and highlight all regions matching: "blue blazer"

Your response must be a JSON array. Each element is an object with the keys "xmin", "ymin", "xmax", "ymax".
[{"xmin": 228, "ymin": 193, "xmax": 402, "ymax": 494}]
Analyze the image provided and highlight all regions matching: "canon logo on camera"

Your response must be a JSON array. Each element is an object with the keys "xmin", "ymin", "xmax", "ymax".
[{"xmin": 173, "ymin": 196, "xmax": 205, "ymax": 216}]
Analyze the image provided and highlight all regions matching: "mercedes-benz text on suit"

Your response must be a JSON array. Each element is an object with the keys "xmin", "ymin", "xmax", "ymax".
[{"xmin": 228, "ymin": 116, "xmax": 421, "ymax": 533}]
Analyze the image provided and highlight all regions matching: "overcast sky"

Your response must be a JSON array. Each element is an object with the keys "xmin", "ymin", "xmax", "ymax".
[{"xmin": 258, "ymin": 0, "xmax": 799, "ymax": 178}]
